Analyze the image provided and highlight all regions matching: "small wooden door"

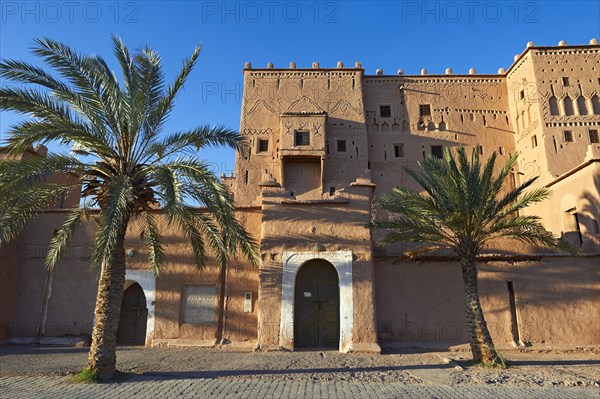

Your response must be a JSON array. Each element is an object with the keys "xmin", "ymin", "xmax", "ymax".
[
  {"xmin": 294, "ymin": 260, "xmax": 340, "ymax": 348},
  {"xmin": 116, "ymin": 283, "xmax": 148, "ymax": 346}
]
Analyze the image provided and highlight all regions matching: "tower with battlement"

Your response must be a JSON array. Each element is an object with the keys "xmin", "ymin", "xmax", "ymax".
[{"xmin": 233, "ymin": 39, "xmax": 600, "ymax": 351}]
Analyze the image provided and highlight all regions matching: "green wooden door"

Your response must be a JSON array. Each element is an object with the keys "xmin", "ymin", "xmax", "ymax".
[
  {"xmin": 294, "ymin": 260, "xmax": 340, "ymax": 348},
  {"xmin": 116, "ymin": 283, "xmax": 148, "ymax": 346}
]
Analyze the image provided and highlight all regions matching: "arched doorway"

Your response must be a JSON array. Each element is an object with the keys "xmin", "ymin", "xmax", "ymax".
[
  {"xmin": 116, "ymin": 282, "xmax": 148, "ymax": 346},
  {"xmin": 294, "ymin": 259, "xmax": 340, "ymax": 349}
]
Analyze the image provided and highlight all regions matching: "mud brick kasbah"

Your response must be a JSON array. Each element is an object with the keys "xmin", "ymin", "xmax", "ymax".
[{"xmin": 1, "ymin": 39, "xmax": 599, "ymax": 352}]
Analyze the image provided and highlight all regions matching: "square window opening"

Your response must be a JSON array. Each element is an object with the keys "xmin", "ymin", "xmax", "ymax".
[
  {"xmin": 419, "ymin": 104, "xmax": 431, "ymax": 117},
  {"xmin": 337, "ymin": 139, "xmax": 347, "ymax": 152},
  {"xmin": 379, "ymin": 105, "xmax": 391, "ymax": 118},
  {"xmin": 563, "ymin": 130, "xmax": 573, "ymax": 143},
  {"xmin": 589, "ymin": 129, "xmax": 599, "ymax": 144},
  {"xmin": 431, "ymin": 145, "xmax": 443, "ymax": 159},
  {"xmin": 394, "ymin": 144, "xmax": 404, "ymax": 158},
  {"xmin": 258, "ymin": 139, "xmax": 269, "ymax": 152},
  {"xmin": 294, "ymin": 131, "xmax": 310, "ymax": 146}
]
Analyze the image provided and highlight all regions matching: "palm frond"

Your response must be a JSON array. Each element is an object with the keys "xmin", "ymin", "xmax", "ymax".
[
  {"xmin": 1, "ymin": 35, "xmax": 259, "ymax": 278},
  {"xmin": 31, "ymin": 37, "xmax": 122, "ymax": 134},
  {"xmin": 145, "ymin": 125, "xmax": 244, "ymax": 161},
  {"xmin": 163, "ymin": 159, "xmax": 259, "ymax": 265},
  {"xmin": 223, "ymin": 217, "xmax": 260, "ymax": 266},
  {"xmin": 373, "ymin": 216, "xmax": 457, "ymax": 248},
  {"xmin": 493, "ymin": 187, "xmax": 551, "ymax": 221},
  {"xmin": 175, "ymin": 207, "xmax": 208, "ymax": 269},
  {"xmin": 0, "ymin": 183, "xmax": 78, "ymax": 245},
  {"xmin": 0, "ymin": 58, "xmax": 111, "ymax": 141},
  {"xmin": 46, "ymin": 206, "xmax": 89, "ymax": 268},
  {"xmin": 375, "ymin": 146, "xmax": 571, "ymax": 257},
  {"xmin": 0, "ymin": 87, "xmax": 115, "ymax": 157},
  {"xmin": 0, "ymin": 153, "xmax": 82, "ymax": 198},
  {"xmin": 111, "ymin": 35, "xmax": 134, "ymax": 94},
  {"xmin": 146, "ymin": 45, "xmax": 201, "ymax": 135},
  {"xmin": 139, "ymin": 211, "xmax": 164, "ymax": 275},
  {"xmin": 89, "ymin": 175, "xmax": 133, "ymax": 269}
]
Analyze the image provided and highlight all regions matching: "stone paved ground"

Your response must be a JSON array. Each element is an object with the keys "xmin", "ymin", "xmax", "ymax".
[
  {"xmin": 0, "ymin": 345, "xmax": 598, "ymax": 398},
  {"xmin": 1, "ymin": 375, "xmax": 599, "ymax": 399}
]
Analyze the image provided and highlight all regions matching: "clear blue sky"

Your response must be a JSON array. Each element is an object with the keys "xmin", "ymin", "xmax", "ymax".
[{"xmin": 1, "ymin": 1, "xmax": 599, "ymax": 175}]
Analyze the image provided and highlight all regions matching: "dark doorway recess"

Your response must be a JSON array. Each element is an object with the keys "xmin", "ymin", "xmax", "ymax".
[
  {"xmin": 116, "ymin": 283, "xmax": 148, "ymax": 346},
  {"xmin": 294, "ymin": 260, "xmax": 340, "ymax": 349}
]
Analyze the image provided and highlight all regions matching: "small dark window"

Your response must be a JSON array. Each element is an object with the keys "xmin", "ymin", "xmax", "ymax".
[
  {"xmin": 337, "ymin": 140, "xmax": 347, "ymax": 152},
  {"xmin": 563, "ymin": 130, "xmax": 573, "ymax": 143},
  {"xmin": 531, "ymin": 135, "xmax": 538, "ymax": 147},
  {"xmin": 520, "ymin": 90, "xmax": 525, "ymax": 100},
  {"xmin": 394, "ymin": 144, "xmax": 404, "ymax": 158},
  {"xmin": 419, "ymin": 104, "xmax": 431, "ymax": 117},
  {"xmin": 431, "ymin": 145, "xmax": 443, "ymax": 159},
  {"xmin": 294, "ymin": 131, "xmax": 310, "ymax": 146},
  {"xmin": 379, "ymin": 105, "xmax": 391, "ymax": 118},
  {"xmin": 258, "ymin": 139, "xmax": 269, "ymax": 152},
  {"xmin": 329, "ymin": 186, "xmax": 336, "ymax": 196},
  {"xmin": 499, "ymin": 146, "xmax": 505, "ymax": 155},
  {"xmin": 477, "ymin": 145, "xmax": 484, "ymax": 155},
  {"xmin": 589, "ymin": 129, "xmax": 599, "ymax": 144},
  {"xmin": 562, "ymin": 77, "xmax": 570, "ymax": 86}
]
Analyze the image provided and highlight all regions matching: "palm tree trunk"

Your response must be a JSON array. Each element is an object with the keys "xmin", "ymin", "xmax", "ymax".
[
  {"xmin": 460, "ymin": 253, "xmax": 501, "ymax": 366},
  {"xmin": 86, "ymin": 226, "xmax": 128, "ymax": 380}
]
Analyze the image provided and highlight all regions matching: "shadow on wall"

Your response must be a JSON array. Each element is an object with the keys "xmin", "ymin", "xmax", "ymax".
[
  {"xmin": 577, "ymin": 171, "xmax": 600, "ymax": 252},
  {"xmin": 150, "ymin": 259, "xmax": 258, "ymax": 343},
  {"xmin": 479, "ymin": 258, "xmax": 599, "ymax": 346},
  {"xmin": 0, "ymin": 216, "xmax": 260, "ymax": 345},
  {"xmin": 374, "ymin": 256, "xmax": 599, "ymax": 348}
]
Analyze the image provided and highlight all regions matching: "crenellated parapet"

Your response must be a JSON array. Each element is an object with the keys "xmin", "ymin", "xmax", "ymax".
[{"xmin": 234, "ymin": 40, "xmax": 600, "ymax": 205}]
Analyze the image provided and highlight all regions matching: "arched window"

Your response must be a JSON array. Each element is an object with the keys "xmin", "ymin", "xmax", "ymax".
[
  {"xmin": 563, "ymin": 96, "xmax": 574, "ymax": 116},
  {"xmin": 591, "ymin": 95, "xmax": 600, "ymax": 115},
  {"xmin": 577, "ymin": 96, "xmax": 588, "ymax": 115},
  {"xmin": 549, "ymin": 96, "xmax": 559, "ymax": 115}
]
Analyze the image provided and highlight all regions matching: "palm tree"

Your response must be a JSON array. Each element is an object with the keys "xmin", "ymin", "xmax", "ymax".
[
  {"xmin": 373, "ymin": 147, "xmax": 573, "ymax": 366},
  {"xmin": 0, "ymin": 37, "xmax": 258, "ymax": 380}
]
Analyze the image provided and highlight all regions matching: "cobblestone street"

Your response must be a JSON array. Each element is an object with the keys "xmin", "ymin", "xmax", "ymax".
[
  {"xmin": 0, "ymin": 346, "xmax": 598, "ymax": 398},
  {"xmin": 1, "ymin": 374, "xmax": 599, "ymax": 399}
]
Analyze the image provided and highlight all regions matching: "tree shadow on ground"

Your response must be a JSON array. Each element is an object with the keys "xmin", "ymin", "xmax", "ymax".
[
  {"xmin": 121, "ymin": 364, "xmax": 453, "ymax": 382},
  {"xmin": 505, "ymin": 360, "xmax": 600, "ymax": 367},
  {"xmin": 0, "ymin": 345, "xmax": 139, "ymax": 356}
]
